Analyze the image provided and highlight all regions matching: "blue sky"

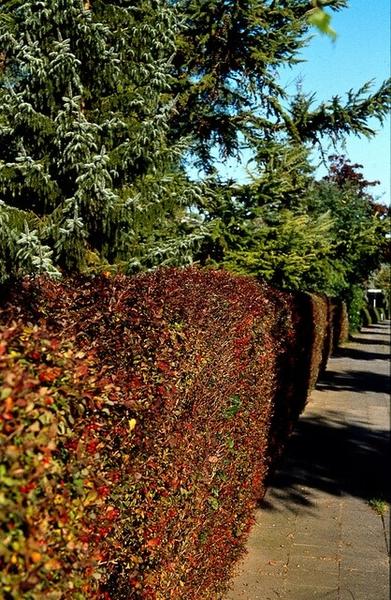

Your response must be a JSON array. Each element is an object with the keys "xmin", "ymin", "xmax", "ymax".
[
  {"xmin": 290, "ymin": 0, "xmax": 390, "ymax": 203},
  {"xmin": 213, "ymin": 0, "xmax": 391, "ymax": 204}
]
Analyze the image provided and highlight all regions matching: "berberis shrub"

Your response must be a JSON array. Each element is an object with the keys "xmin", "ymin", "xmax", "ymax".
[{"xmin": 0, "ymin": 268, "xmax": 327, "ymax": 599}]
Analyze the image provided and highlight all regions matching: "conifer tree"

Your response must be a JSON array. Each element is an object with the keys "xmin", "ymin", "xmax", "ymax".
[
  {"xmin": 179, "ymin": 1, "xmax": 390, "ymax": 297},
  {"xmin": 0, "ymin": 0, "xmax": 203, "ymax": 281},
  {"xmin": 195, "ymin": 146, "xmax": 388, "ymax": 296},
  {"xmin": 171, "ymin": 0, "xmax": 390, "ymax": 168},
  {"xmin": 195, "ymin": 143, "xmax": 337, "ymax": 291}
]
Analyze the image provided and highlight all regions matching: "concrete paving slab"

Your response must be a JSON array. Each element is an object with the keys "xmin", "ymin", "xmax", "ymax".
[
  {"xmin": 284, "ymin": 584, "xmax": 339, "ymax": 600},
  {"xmin": 225, "ymin": 322, "xmax": 390, "ymax": 600},
  {"xmin": 288, "ymin": 555, "xmax": 339, "ymax": 575},
  {"xmin": 339, "ymin": 569, "xmax": 390, "ymax": 600}
]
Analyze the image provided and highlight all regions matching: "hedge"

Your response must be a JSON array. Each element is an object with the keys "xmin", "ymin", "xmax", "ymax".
[
  {"xmin": 265, "ymin": 292, "xmax": 329, "ymax": 473},
  {"xmin": 318, "ymin": 297, "xmax": 349, "ymax": 373},
  {"xmin": 332, "ymin": 300, "xmax": 349, "ymax": 350},
  {"xmin": 368, "ymin": 305, "xmax": 385, "ymax": 324},
  {"xmin": 0, "ymin": 269, "xmax": 329, "ymax": 599},
  {"xmin": 361, "ymin": 305, "xmax": 373, "ymax": 327}
]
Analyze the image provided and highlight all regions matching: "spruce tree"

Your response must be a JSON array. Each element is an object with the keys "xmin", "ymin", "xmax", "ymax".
[{"xmin": 0, "ymin": 0, "xmax": 203, "ymax": 281}]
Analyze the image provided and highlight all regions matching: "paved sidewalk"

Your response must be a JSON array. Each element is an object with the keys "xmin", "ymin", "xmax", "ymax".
[{"xmin": 225, "ymin": 322, "xmax": 390, "ymax": 600}]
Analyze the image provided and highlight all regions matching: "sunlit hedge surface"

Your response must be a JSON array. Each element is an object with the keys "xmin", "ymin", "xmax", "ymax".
[{"xmin": 1, "ymin": 269, "xmax": 333, "ymax": 599}]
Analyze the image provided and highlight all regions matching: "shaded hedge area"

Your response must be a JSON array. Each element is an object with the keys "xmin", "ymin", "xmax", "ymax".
[{"xmin": 0, "ymin": 269, "xmax": 338, "ymax": 599}]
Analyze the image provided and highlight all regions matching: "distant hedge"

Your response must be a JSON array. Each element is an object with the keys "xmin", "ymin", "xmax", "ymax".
[
  {"xmin": 368, "ymin": 305, "xmax": 384, "ymax": 324},
  {"xmin": 361, "ymin": 305, "xmax": 373, "ymax": 326},
  {"xmin": 0, "ymin": 269, "xmax": 334, "ymax": 599},
  {"xmin": 318, "ymin": 297, "xmax": 349, "ymax": 374}
]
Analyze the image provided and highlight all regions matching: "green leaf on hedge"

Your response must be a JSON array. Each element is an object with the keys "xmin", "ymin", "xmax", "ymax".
[
  {"xmin": 226, "ymin": 437, "xmax": 235, "ymax": 449},
  {"xmin": 224, "ymin": 395, "xmax": 242, "ymax": 418},
  {"xmin": 1, "ymin": 387, "xmax": 12, "ymax": 400},
  {"xmin": 208, "ymin": 497, "xmax": 219, "ymax": 510}
]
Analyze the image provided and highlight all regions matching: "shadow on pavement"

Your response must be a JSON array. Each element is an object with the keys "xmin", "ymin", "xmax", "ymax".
[
  {"xmin": 349, "ymin": 328, "xmax": 391, "ymax": 346},
  {"xmin": 317, "ymin": 370, "xmax": 390, "ymax": 395},
  {"xmin": 334, "ymin": 346, "xmax": 386, "ymax": 361},
  {"xmin": 349, "ymin": 338, "xmax": 391, "ymax": 346},
  {"xmin": 260, "ymin": 413, "xmax": 391, "ymax": 512},
  {"xmin": 260, "ymin": 325, "xmax": 390, "ymax": 512}
]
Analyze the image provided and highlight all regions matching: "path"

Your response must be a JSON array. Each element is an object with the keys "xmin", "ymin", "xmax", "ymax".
[{"xmin": 225, "ymin": 322, "xmax": 390, "ymax": 600}]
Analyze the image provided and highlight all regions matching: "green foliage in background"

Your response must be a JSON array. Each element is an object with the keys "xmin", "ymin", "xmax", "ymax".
[
  {"xmin": 0, "ymin": 0, "xmax": 204, "ymax": 281},
  {"xmin": 196, "ymin": 151, "xmax": 388, "ymax": 325},
  {"xmin": 345, "ymin": 284, "xmax": 367, "ymax": 332},
  {"xmin": 0, "ymin": 0, "xmax": 389, "ymax": 304},
  {"xmin": 370, "ymin": 264, "xmax": 391, "ymax": 317},
  {"xmin": 306, "ymin": 156, "xmax": 389, "ymax": 294}
]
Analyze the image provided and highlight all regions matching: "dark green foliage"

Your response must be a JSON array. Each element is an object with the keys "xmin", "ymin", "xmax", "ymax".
[
  {"xmin": 212, "ymin": 154, "xmax": 387, "ymax": 329},
  {"xmin": 221, "ymin": 207, "xmax": 334, "ymax": 290},
  {"xmin": 344, "ymin": 285, "xmax": 365, "ymax": 332},
  {"xmin": 171, "ymin": 0, "xmax": 311, "ymax": 165},
  {"xmin": 195, "ymin": 142, "xmax": 338, "ymax": 291},
  {"xmin": 171, "ymin": 1, "xmax": 390, "ymax": 306},
  {"xmin": 196, "ymin": 147, "xmax": 387, "ymax": 313},
  {"xmin": 285, "ymin": 80, "xmax": 391, "ymax": 146},
  {"xmin": 0, "ymin": 0, "xmax": 203, "ymax": 281},
  {"xmin": 306, "ymin": 157, "xmax": 388, "ymax": 295},
  {"xmin": 170, "ymin": 0, "xmax": 390, "ymax": 170}
]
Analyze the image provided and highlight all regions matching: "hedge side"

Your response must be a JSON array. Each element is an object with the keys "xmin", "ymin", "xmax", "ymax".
[
  {"xmin": 368, "ymin": 305, "xmax": 384, "ymax": 324},
  {"xmin": 361, "ymin": 305, "xmax": 373, "ymax": 326},
  {"xmin": 264, "ymin": 292, "xmax": 329, "ymax": 474},
  {"xmin": 0, "ymin": 269, "xmax": 328, "ymax": 600},
  {"xmin": 332, "ymin": 300, "xmax": 349, "ymax": 350},
  {"xmin": 319, "ymin": 298, "xmax": 349, "ymax": 374}
]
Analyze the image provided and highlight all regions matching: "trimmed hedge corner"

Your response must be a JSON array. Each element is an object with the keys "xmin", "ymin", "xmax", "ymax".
[{"xmin": 1, "ymin": 269, "xmax": 330, "ymax": 599}]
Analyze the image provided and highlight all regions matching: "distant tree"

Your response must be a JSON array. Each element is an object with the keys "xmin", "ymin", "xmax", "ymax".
[
  {"xmin": 221, "ymin": 208, "xmax": 335, "ymax": 290},
  {"xmin": 0, "ymin": 0, "xmax": 203, "ymax": 282},
  {"xmin": 306, "ymin": 156, "xmax": 389, "ymax": 295},
  {"xmin": 371, "ymin": 264, "xmax": 391, "ymax": 315},
  {"xmin": 195, "ymin": 143, "xmax": 336, "ymax": 290},
  {"xmin": 324, "ymin": 154, "xmax": 380, "ymax": 192},
  {"xmin": 196, "ymin": 150, "xmax": 388, "ymax": 299}
]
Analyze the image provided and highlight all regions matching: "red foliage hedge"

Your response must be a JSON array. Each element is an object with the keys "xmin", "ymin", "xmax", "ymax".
[
  {"xmin": 319, "ymin": 298, "xmax": 349, "ymax": 374},
  {"xmin": 0, "ymin": 268, "xmax": 330, "ymax": 599}
]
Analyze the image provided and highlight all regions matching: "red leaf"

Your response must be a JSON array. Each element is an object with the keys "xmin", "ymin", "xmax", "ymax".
[
  {"xmin": 146, "ymin": 537, "xmax": 161, "ymax": 548},
  {"xmin": 39, "ymin": 367, "xmax": 62, "ymax": 383},
  {"xmin": 156, "ymin": 361, "xmax": 170, "ymax": 373},
  {"xmin": 75, "ymin": 364, "xmax": 89, "ymax": 378},
  {"xmin": 50, "ymin": 339, "xmax": 61, "ymax": 351},
  {"xmin": 97, "ymin": 485, "xmax": 110, "ymax": 498},
  {"xmin": 86, "ymin": 440, "xmax": 98, "ymax": 454}
]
